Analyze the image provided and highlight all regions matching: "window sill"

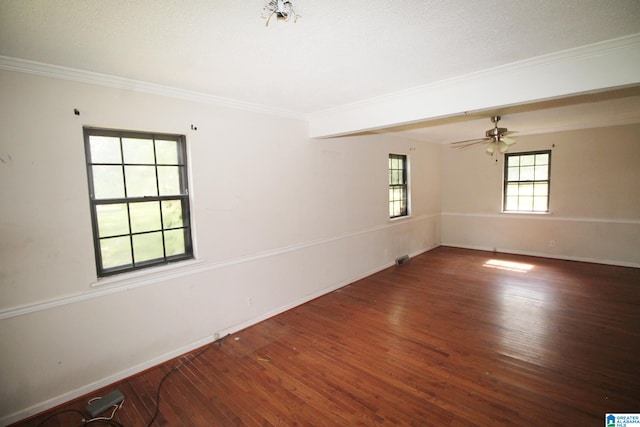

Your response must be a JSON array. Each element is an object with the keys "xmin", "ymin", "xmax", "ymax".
[
  {"xmin": 90, "ymin": 258, "xmax": 207, "ymax": 289},
  {"xmin": 501, "ymin": 211, "xmax": 551, "ymax": 215},
  {"xmin": 389, "ymin": 214, "xmax": 411, "ymax": 222}
]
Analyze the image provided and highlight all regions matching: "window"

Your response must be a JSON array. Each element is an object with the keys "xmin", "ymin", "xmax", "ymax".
[
  {"xmin": 84, "ymin": 128, "xmax": 193, "ymax": 277},
  {"xmin": 504, "ymin": 150, "xmax": 551, "ymax": 213},
  {"xmin": 389, "ymin": 154, "xmax": 408, "ymax": 218}
]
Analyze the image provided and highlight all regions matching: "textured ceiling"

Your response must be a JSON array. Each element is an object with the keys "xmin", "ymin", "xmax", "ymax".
[{"xmin": 1, "ymin": 0, "xmax": 640, "ymax": 140}]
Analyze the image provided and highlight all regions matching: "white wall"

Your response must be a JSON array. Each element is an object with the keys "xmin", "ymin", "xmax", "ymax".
[
  {"xmin": 0, "ymin": 70, "xmax": 441, "ymax": 424},
  {"xmin": 441, "ymin": 123, "xmax": 640, "ymax": 267}
]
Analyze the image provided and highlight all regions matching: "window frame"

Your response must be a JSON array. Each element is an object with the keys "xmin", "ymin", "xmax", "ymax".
[
  {"xmin": 389, "ymin": 153, "xmax": 409, "ymax": 219},
  {"xmin": 83, "ymin": 127, "xmax": 194, "ymax": 277},
  {"xmin": 503, "ymin": 149, "xmax": 552, "ymax": 213}
]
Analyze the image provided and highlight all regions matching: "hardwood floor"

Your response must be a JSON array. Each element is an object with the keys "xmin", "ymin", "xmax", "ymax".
[{"xmin": 15, "ymin": 247, "xmax": 640, "ymax": 426}]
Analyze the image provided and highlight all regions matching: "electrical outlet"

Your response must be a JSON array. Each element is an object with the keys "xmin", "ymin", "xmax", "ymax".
[
  {"xmin": 549, "ymin": 240, "xmax": 556, "ymax": 247},
  {"xmin": 247, "ymin": 297, "xmax": 253, "ymax": 307}
]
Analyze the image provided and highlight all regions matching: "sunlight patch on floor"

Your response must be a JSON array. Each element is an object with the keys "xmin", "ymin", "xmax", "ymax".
[{"xmin": 483, "ymin": 259, "xmax": 534, "ymax": 273}]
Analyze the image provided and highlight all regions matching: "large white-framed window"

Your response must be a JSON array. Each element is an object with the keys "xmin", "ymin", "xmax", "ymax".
[
  {"xmin": 389, "ymin": 153, "xmax": 409, "ymax": 218},
  {"xmin": 503, "ymin": 150, "xmax": 551, "ymax": 213},
  {"xmin": 84, "ymin": 127, "xmax": 194, "ymax": 277}
]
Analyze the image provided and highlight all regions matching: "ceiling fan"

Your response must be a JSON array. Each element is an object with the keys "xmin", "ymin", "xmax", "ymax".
[
  {"xmin": 450, "ymin": 116, "xmax": 517, "ymax": 154},
  {"xmin": 262, "ymin": 0, "xmax": 300, "ymax": 26}
]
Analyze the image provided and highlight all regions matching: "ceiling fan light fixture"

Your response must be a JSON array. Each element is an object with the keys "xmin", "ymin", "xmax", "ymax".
[
  {"xmin": 262, "ymin": 0, "xmax": 300, "ymax": 26},
  {"xmin": 486, "ymin": 142, "xmax": 496, "ymax": 154},
  {"xmin": 498, "ymin": 140, "xmax": 509, "ymax": 153}
]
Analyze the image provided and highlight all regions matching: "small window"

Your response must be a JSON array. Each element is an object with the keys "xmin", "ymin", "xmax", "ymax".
[
  {"xmin": 389, "ymin": 154, "xmax": 408, "ymax": 218},
  {"xmin": 84, "ymin": 128, "xmax": 193, "ymax": 277},
  {"xmin": 504, "ymin": 150, "xmax": 551, "ymax": 213}
]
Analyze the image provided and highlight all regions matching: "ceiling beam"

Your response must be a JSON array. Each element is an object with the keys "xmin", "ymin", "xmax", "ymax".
[{"xmin": 308, "ymin": 34, "xmax": 640, "ymax": 139}]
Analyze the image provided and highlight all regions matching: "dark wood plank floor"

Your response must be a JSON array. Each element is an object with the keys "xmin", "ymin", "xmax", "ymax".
[{"xmin": 14, "ymin": 247, "xmax": 640, "ymax": 426}]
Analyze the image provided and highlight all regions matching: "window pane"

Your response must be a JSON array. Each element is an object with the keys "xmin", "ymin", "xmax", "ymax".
[
  {"xmin": 125, "ymin": 165, "xmax": 158, "ymax": 197},
  {"xmin": 130, "ymin": 201, "xmax": 161, "ymax": 233},
  {"xmin": 505, "ymin": 196, "xmax": 518, "ymax": 211},
  {"xmin": 388, "ymin": 154, "xmax": 408, "ymax": 218},
  {"xmin": 392, "ymin": 170, "xmax": 403, "ymax": 185},
  {"xmin": 162, "ymin": 200, "xmax": 184, "ymax": 229},
  {"xmin": 534, "ymin": 182, "xmax": 548, "ymax": 196},
  {"xmin": 158, "ymin": 166, "xmax": 181, "ymax": 195},
  {"xmin": 164, "ymin": 229, "xmax": 186, "ymax": 256},
  {"xmin": 506, "ymin": 183, "xmax": 519, "ymax": 196},
  {"xmin": 535, "ymin": 153, "xmax": 549, "ymax": 165},
  {"xmin": 520, "ymin": 183, "xmax": 534, "ymax": 196},
  {"xmin": 89, "ymin": 136, "xmax": 122, "ymax": 163},
  {"xmin": 519, "ymin": 196, "xmax": 534, "ymax": 211},
  {"xmin": 507, "ymin": 167, "xmax": 519, "ymax": 181},
  {"xmin": 390, "ymin": 201, "xmax": 399, "ymax": 217},
  {"xmin": 507, "ymin": 156, "xmax": 520, "ymax": 167},
  {"xmin": 85, "ymin": 128, "xmax": 192, "ymax": 276},
  {"xmin": 534, "ymin": 165, "xmax": 548, "ymax": 180},
  {"xmin": 100, "ymin": 236, "xmax": 132, "ymax": 269},
  {"xmin": 96, "ymin": 204, "xmax": 129, "ymax": 237},
  {"xmin": 504, "ymin": 151, "xmax": 551, "ymax": 213},
  {"xmin": 520, "ymin": 166, "xmax": 535, "ymax": 181},
  {"xmin": 93, "ymin": 165, "xmax": 125, "ymax": 199},
  {"xmin": 132, "ymin": 232, "xmax": 164, "ymax": 263},
  {"xmin": 533, "ymin": 196, "xmax": 548, "ymax": 211},
  {"xmin": 520, "ymin": 155, "xmax": 535, "ymax": 166},
  {"xmin": 122, "ymin": 137, "xmax": 155, "ymax": 164},
  {"xmin": 156, "ymin": 140, "xmax": 180, "ymax": 165}
]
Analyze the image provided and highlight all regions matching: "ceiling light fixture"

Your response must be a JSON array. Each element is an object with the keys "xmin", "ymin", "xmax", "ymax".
[
  {"xmin": 262, "ymin": 0, "xmax": 300, "ymax": 26},
  {"xmin": 450, "ymin": 116, "xmax": 517, "ymax": 156}
]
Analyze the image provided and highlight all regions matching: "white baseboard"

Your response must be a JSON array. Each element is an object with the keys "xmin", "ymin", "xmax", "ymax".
[{"xmin": 440, "ymin": 243, "xmax": 640, "ymax": 269}]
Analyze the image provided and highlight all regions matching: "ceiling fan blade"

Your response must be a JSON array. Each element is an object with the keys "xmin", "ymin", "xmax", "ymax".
[
  {"xmin": 502, "ymin": 130, "xmax": 518, "ymax": 137},
  {"xmin": 450, "ymin": 137, "xmax": 490, "ymax": 146},
  {"xmin": 453, "ymin": 140, "xmax": 488, "ymax": 149}
]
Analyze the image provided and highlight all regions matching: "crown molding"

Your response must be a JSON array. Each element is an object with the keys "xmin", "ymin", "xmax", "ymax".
[
  {"xmin": 2, "ymin": 33, "xmax": 639, "ymax": 135},
  {"xmin": 0, "ymin": 55, "xmax": 307, "ymax": 121},
  {"xmin": 309, "ymin": 33, "xmax": 640, "ymax": 138}
]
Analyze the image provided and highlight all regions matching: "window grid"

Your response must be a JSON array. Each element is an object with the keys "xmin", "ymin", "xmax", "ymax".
[
  {"xmin": 503, "ymin": 150, "xmax": 551, "ymax": 213},
  {"xmin": 389, "ymin": 154, "xmax": 408, "ymax": 218},
  {"xmin": 84, "ymin": 128, "xmax": 193, "ymax": 277}
]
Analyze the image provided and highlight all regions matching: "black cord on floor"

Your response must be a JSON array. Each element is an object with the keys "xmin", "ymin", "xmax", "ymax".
[
  {"xmin": 34, "ymin": 334, "xmax": 228, "ymax": 427},
  {"xmin": 35, "ymin": 408, "xmax": 125, "ymax": 427},
  {"xmin": 145, "ymin": 334, "xmax": 228, "ymax": 426}
]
